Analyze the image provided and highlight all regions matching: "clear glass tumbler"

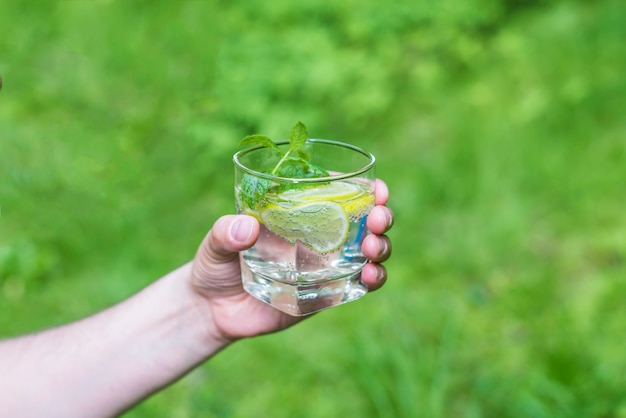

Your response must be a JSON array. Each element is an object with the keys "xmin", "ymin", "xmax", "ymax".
[{"xmin": 233, "ymin": 139, "xmax": 376, "ymax": 316}]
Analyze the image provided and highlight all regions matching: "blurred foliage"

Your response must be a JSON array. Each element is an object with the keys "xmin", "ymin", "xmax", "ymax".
[{"xmin": 1, "ymin": 0, "xmax": 626, "ymax": 417}]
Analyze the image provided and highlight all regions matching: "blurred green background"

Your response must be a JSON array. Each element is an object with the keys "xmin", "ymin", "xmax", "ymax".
[{"xmin": 1, "ymin": 0, "xmax": 625, "ymax": 416}]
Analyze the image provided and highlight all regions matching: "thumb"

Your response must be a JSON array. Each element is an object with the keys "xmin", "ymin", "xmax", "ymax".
[
  {"xmin": 200, "ymin": 215, "xmax": 260, "ymax": 264},
  {"xmin": 191, "ymin": 215, "xmax": 259, "ymax": 298}
]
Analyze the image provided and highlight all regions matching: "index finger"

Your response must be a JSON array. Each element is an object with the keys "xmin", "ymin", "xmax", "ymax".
[{"xmin": 374, "ymin": 179, "xmax": 389, "ymax": 205}]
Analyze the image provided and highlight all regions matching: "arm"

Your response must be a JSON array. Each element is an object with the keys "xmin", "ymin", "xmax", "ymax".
[
  {"xmin": 0, "ymin": 180, "xmax": 393, "ymax": 418},
  {"xmin": 0, "ymin": 263, "xmax": 221, "ymax": 418}
]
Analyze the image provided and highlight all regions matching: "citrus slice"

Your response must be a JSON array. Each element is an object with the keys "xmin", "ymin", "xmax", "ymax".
[
  {"xmin": 341, "ymin": 193, "xmax": 375, "ymax": 222},
  {"xmin": 277, "ymin": 181, "xmax": 363, "ymax": 203},
  {"xmin": 274, "ymin": 181, "xmax": 374, "ymax": 220},
  {"xmin": 261, "ymin": 201, "xmax": 350, "ymax": 253}
]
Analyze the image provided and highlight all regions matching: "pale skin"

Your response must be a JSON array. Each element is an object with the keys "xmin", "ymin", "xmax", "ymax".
[{"xmin": 0, "ymin": 179, "xmax": 393, "ymax": 418}]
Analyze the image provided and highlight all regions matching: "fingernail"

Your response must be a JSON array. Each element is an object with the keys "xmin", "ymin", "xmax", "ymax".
[
  {"xmin": 385, "ymin": 209, "xmax": 394, "ymax": 230},
  {"xmin": 231, "ymin": 217, "xmax": 255, "ymax": 243},
  {"xmin": 378, "ymin": 238, "xmax": 388, "ymax": 257},
  {"xmin": 375, "ymin": 265, "xmax": 386, "ymax": 282}
]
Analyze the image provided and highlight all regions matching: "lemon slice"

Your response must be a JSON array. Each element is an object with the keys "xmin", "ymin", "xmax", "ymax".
[
  {"xmin": 277, "ymin": 181, "xmax": 363, "ymax": 203},
  {"xmin": 341, "ymin": 193, "xmax": 375, "ymax": 221},
  {"xmin": 261, "ymin": 201, "xmax": 350, "ymax": 253}
]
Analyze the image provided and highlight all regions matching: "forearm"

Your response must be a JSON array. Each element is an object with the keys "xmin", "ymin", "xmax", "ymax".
[{"xmin": 0, "ymin": 262, "xmax": 228, "ymax": 418}]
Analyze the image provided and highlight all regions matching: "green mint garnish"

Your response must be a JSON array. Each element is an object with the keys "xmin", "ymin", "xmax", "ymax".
[
  {"xmin": 238, "ymin": 134, "xmax": 281, "ymax": 153},
  {"xmin": 289, "ymin": 121, "xmax": 308, "ymax": 151},
  {"xmin": 270, "ymin": 121, "xmax": 310, "ymax": 175},
  {"xmin": 240, "ymin": 174, "xmax": 272, "ymax": 209},
  {"xmin": 237, "ymin": 122, "xmax": 330, "ymax": 208}
]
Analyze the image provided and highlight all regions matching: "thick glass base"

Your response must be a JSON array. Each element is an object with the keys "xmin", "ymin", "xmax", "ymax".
[{"xmin": 241, "ymin": 264, "xmax": 368, "ymax": 316}]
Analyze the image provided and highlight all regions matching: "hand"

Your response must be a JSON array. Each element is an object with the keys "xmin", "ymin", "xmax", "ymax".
[{"xmin": 190, "ymin": 179, "xmax": 393, "ymax": 343}]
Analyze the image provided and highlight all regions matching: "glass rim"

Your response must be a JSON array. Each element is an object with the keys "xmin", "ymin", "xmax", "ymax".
[{"xmin": 233, "ymin": 138, "xmax": 376, "ymax": 183}]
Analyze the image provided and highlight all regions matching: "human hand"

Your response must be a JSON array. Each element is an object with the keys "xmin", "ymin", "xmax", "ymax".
[{"xmin": 190, "ymin": 179, "xmax": 393, "ymax": 344}]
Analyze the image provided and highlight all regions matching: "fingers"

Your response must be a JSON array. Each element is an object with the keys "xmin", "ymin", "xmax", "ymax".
[
  {"xmin": 361, "ymin": 179, "xmax": 392, "ymax": 292},
  {"xmin": 369, "ymin": 179, "xmax": 393, "ymax": 234},
  {"xmin": 361, "ymin": 263, "xmax": 387, "ymax": 291},
  {"xmin": 362, "ymin": 234, "xmax": 391, "ymax": 263},
  {"xmin": 366, "ymin": 205, "xmax": 394, "ymax": 235},
  {"xmin": 374, "ymin": 179, "xmax": 389, "ymax": 205},
  {"xmin": 361, "ymin": 223, "xmax": 391, "ymax": 292}
]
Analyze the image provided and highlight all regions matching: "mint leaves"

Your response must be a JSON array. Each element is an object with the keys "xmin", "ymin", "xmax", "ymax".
[
  {"xmin": 238, "ymin": 134, "xmax": 281, "ymax": 153},
  {"xmin": 239, "ymin": 175, "xmax": 272, "ymax": 209},
  {"xmin": 238, "ymin": 122, "xmax": 329, "ymax": 208}
]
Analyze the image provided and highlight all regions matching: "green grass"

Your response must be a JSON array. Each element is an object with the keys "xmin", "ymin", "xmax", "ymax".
[{"xmin": 1, "ymin": 0, "xmax": 626, "ymax": 417}]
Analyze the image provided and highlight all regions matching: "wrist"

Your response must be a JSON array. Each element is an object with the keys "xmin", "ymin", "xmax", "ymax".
[{"xmin": 163, "ymin": 262, "xmax": 233, "ymax": 360}]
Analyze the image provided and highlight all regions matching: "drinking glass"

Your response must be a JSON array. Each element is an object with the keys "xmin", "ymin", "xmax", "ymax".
[{"xmin": 233, "ymin": 139, "xmax": 376, "ymax": 316}]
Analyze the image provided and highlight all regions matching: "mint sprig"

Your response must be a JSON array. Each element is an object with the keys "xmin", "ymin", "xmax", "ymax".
[
  {"xmin": 238, "ymin": 134, "xmax": 281, "ymax": 153},
  {"xmin": 238, "ymin": 122, "xmax": 329, "ymax": 208},
  {"xmin": 271, "ymin": 121, "xmax": 308, "ymax": 175}
]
